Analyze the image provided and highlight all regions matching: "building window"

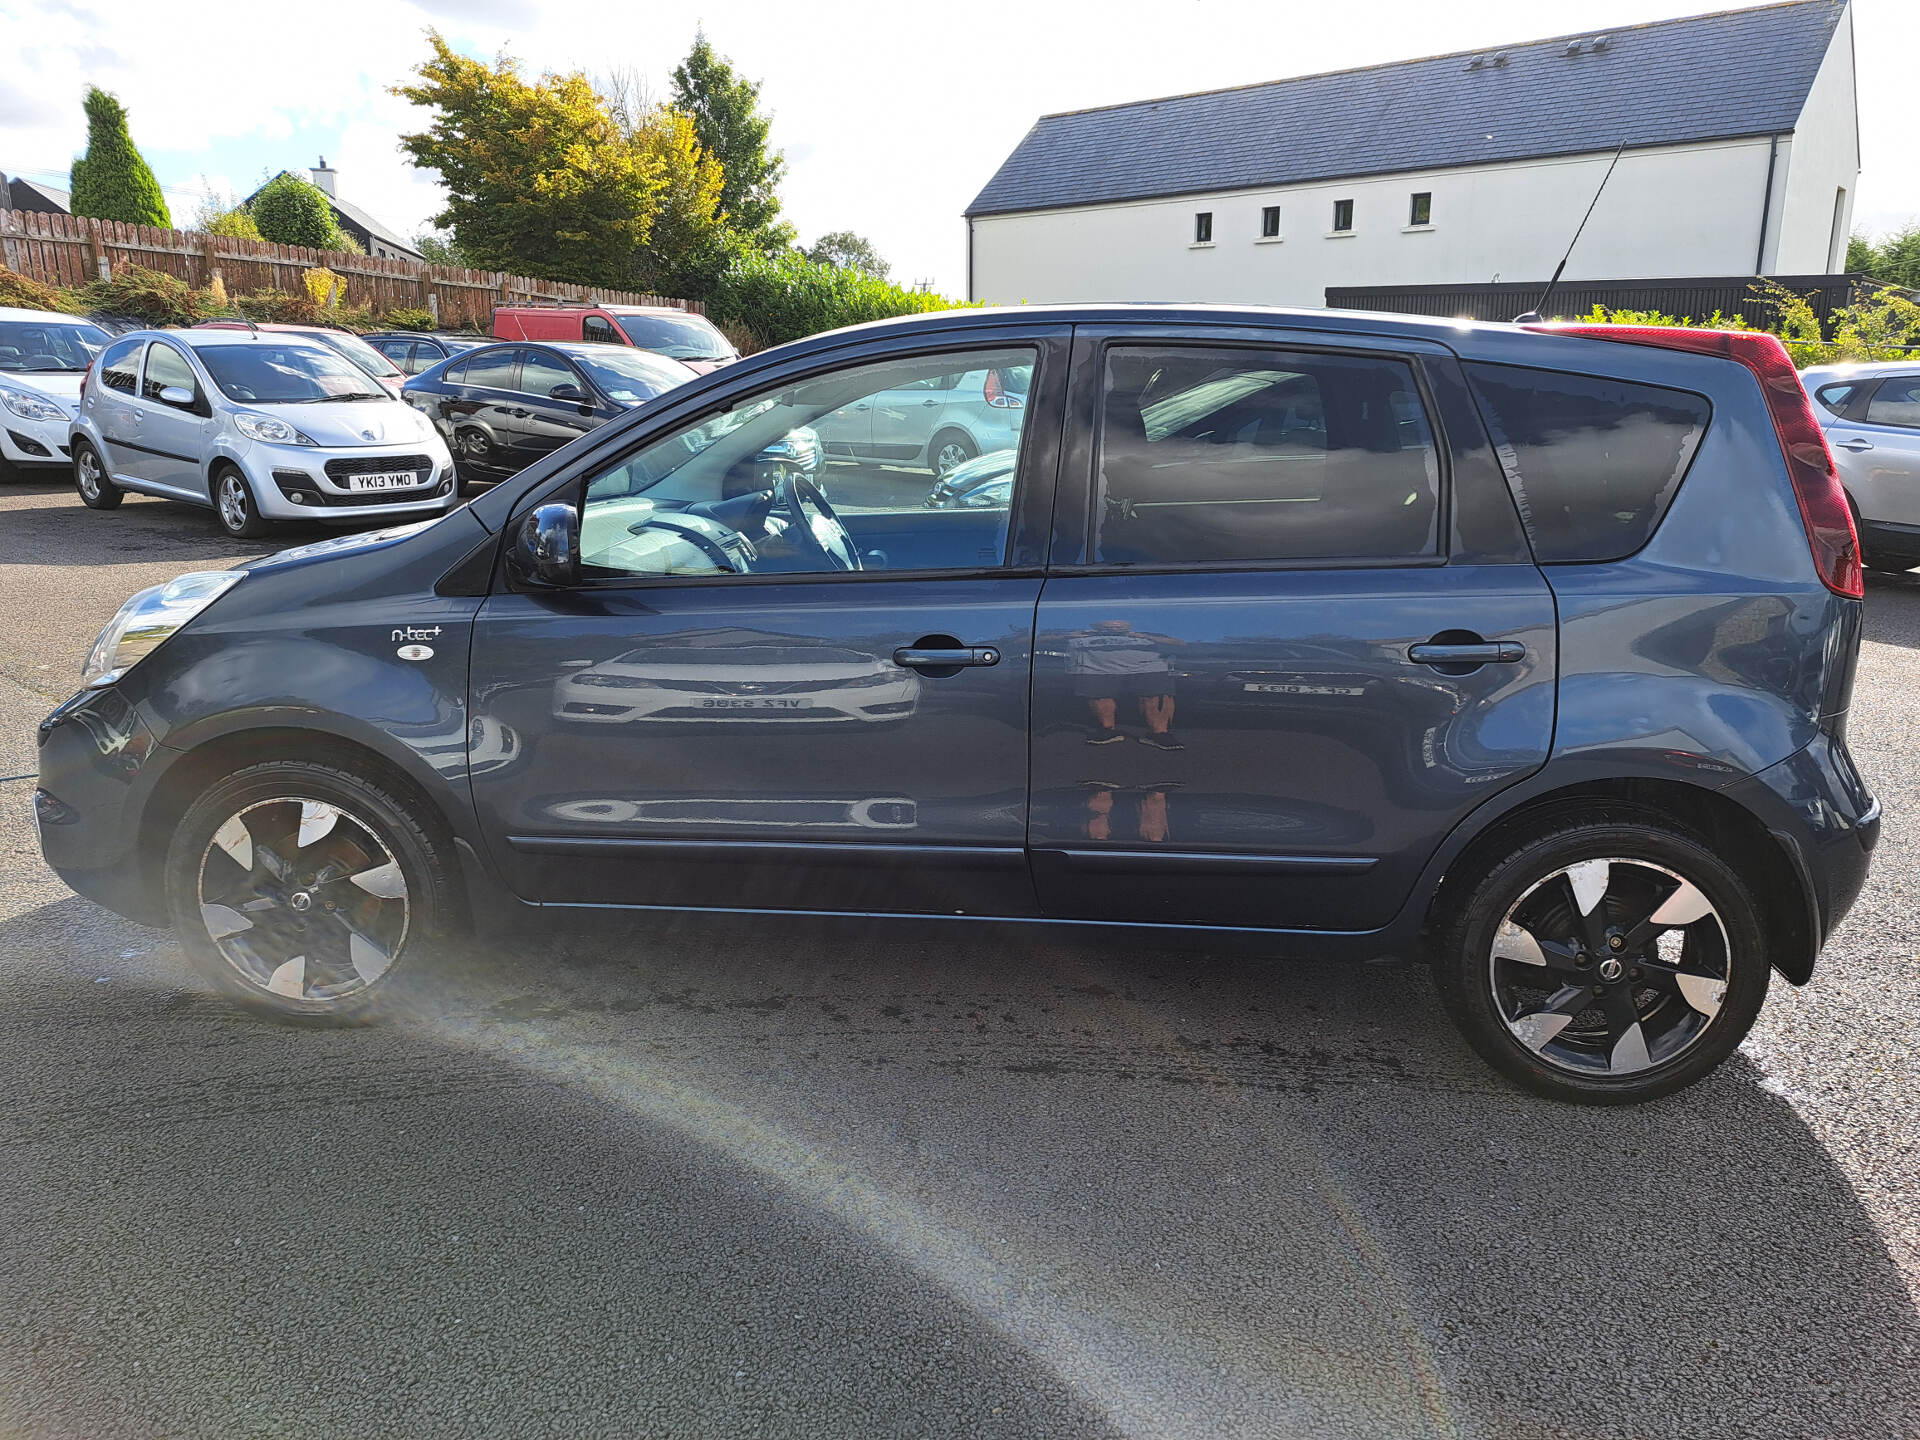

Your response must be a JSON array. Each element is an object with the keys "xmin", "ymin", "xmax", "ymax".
[
  {"xmin": 1829, "ymin": 187, "xmax": 1849, "ymax": 271},
  {"xmin": 1261, "ymin": 206, "xmax": 1281, "ymax": 239},
  {"xmin": 1194, "ymin": 212, "xmax": 1213, "ymax": 244},
  {"xmin": 1331, "ymin": 199, "xmax": 1354, "ymax": 233},
  {"xmin": 1409, "ymin": 192, "xmax": 1432, "ymax": 227}
]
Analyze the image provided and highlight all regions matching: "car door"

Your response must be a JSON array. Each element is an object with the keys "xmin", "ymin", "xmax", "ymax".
[
  {"xmin": 1832, "ymin": 375, "xmax": 1920, "ymax": 528},
  {"xmin": 122, "ymin": 339, "xmax": 209, "ymax": 496},
  {"xmin": 869, "ymin": 371, "xmax": 957, "ymax": 465},
  {"xmin": 511, "ymin": 348, "xmax": 603, "ymax": 468},
  {"xmin": 1027, "ymin": 329, "xmax": 1556, "ymax": 933},
  {"xmin": 442, "ymin": 347, "xmax": 523, "ymax": 480},
  {"xmin": 467, "ymin": 326, "xmax": 1070, "ymax": 916},
  {"xmin": 87, "ymin": 337, "xmax": 145, "ymax": 482}
]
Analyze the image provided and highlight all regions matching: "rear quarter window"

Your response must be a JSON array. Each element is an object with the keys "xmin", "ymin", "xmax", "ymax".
[{"xmin": 1464, "ymin": 363, "xmax": 1710, "ymax": 563}]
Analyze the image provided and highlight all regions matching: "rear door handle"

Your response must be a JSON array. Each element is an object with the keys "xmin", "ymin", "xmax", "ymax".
[
  {"xmin": 894, "ymin": 646, "xmax": 1000, "ymax": 669},
  {"xmin": 1836, "ymin": 438, "xmax": 1874, "ymax": 452},
  {"xmin": 1409, "ymin": 641, "xmax": 1524, "ymax": 666}
]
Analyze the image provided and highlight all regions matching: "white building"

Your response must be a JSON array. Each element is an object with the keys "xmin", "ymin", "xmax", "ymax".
[{"xmin": 966, "ymin": 0, "xmax": 1859, "ymax": 308}]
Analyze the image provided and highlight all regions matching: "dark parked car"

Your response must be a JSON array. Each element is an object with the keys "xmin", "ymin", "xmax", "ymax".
[
  {"xmin": 37, "ymin": 305, "xmax": 1877, "ymax": 1104},
  {"xmin": 404, "ymin": 340, "xmax": 695, "ymax": 489},
  {"xmin": 365, "ymin": 331, "xmax": 491, "ymax": 376}
]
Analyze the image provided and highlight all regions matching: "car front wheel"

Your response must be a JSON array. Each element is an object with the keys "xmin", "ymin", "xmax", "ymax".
[
  {"xmin": 164, "ymin": 760, "xmax": 455, "ymax": 1022},
  {"xmin": 213, "ymin": 465, "xmax": 269, "ymax": 539},
  {"xmin": 1434, "ymin": 807, "xmax": 1769, "ymax": 1105}
]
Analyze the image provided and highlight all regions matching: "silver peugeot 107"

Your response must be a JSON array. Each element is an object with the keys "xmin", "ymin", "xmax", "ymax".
[{"xmin": 67, "ymin": 327, "xmax": 458, "ymax": 538}]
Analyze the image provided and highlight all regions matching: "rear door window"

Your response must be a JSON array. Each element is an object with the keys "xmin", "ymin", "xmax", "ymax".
[
  {"xmin": 99, "ymin": 338, "xmax": 140, "ymax": 394},
  {"xmin": 1464, "ymin": 363, "xmax": 1709, "ymax": 563},
  {"xmin": 1091, "ymin": 345, "xmax": 1440, "ymax": 565},
  {"xmin": 463, "ymin": 348, "xmax": 519, "ymax": 392},
  {"xmin": 1864, "ymin": 376, "xmax": 1920, "ymax": 429}
]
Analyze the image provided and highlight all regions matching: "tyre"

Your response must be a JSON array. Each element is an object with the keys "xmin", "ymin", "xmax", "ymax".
[
  {"xmin": 928, "ymin": 430, "xmax": 977, "ymax": 479},
  {"xmin": 72, "ymin": 440, "xmax": 123, "ymax": 509},
  {"xmin": 164, "ymin": 760, "xmax": 456, "ymax": 1022},
  {"xmin": 1433, "ymin": 807, "xmax": 1770, "ymax": 1105},
  {"xmin": 212, "ymin": 464, "xmax": 270, "ymax": 539}
]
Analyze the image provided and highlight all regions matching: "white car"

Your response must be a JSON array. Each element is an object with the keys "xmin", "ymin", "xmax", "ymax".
[
  {"xmin": 67, "ymin": 327, "xmax": 459, "ymax": 538},
  {"xmin": 1803, "ymin": 361, "xmax": 1920, "ymax": 572},
  {"xmin": 0, "ymin": 307, "xmax": 109, "ymax": 479}
]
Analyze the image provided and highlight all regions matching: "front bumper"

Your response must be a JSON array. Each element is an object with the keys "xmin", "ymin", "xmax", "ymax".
[
  {"xmin": 34, "ymin": 684, "xmax": 171, "ymax": 926},
  {"xmin": 2, "ymin": 411, "xmax": 74, "ymax": 467},
  {"xmin": 238, "ymin": 441, "xmax": 458, "ymax": 522}
]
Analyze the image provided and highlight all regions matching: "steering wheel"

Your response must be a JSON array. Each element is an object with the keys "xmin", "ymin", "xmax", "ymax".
[{"xmin": 775, "ymin": 474, "xmax": 862, "ymax": 572}]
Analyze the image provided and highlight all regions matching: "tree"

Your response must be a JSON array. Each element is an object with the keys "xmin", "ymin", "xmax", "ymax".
[
  {"xmin": 1845, "ymin": 232, "xmax": 1876, "ymax": 276},
  {"xmin": 69, "ymin": 87, "xmax": 171, "ymax": 228},
  {"xmin": 669, "ymin": 33, "xmax": 793, "ymax": 253},
  {"xmin": 250, "ymin": 173, "xmax": 341, "ymax": 249},
  {"xmin": 1846, "ymin": 224, "xmax": 1920, "ymax": 288},
  {"xmin": 412, "ymin": 229, "xmax": 466, "ymax": 267},
  {"xmin": 627, "ymin": 109, "xmax": 731, "ymax": 298},
  {"xmin": 804, "ymin": 231, "xmax": 890, "ymax": 280},
  {"xmin": 395, "ymin": 33, "xmax": 663, "ymax": 286}
]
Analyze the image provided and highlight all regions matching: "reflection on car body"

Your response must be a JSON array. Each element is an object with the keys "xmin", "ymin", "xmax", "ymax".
[
  {"xmin": 546, "ymin": 796, "xmax": 918, "ymax": 830},
  {"xmin": 552, "ymin": 628, "xmax": 922, "ymax": 724}
]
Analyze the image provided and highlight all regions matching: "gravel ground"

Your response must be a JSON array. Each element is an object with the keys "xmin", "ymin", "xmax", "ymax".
[{"xmin": 1, "ymin": 478, "xmax": 1916, "ymax": 1440}]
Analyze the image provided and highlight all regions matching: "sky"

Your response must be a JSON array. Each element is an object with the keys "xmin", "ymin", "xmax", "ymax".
[{"xmin": 2, "ymin": 0, "xmax": 1915, "ymax": 297}]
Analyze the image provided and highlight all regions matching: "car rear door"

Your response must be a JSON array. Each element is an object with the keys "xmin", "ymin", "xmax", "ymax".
[
  {"xmin": 444, "ymin": 348, "xmax": 524, "ymax": 481},
  {"xmin": 1027, "ymin": 326, "xmax": 1555, "ymax": 933},
  {"xmin": 467, "ymin": 324, "xmax": 1070, "ymax": 917},
  {"xmin": 86, "ymin": 337, "xmax": 144, "ymax": 482},
  {"xmin": 1834, "ymin": 374, "xmax": 1920, "ymax": 528}
]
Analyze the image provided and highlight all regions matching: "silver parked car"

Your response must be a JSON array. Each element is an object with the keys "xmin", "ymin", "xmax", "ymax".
[
  {"xmin": 68, "ymin": 328, "xmax": 458, "ymax": 538},
  {"xmin": 811, "ymin": 361, "xmax": 1030, "ymax": 478},
  {"xmin": 1803, "ymin": 361, "xmax": 1920, "ymax": 572}
]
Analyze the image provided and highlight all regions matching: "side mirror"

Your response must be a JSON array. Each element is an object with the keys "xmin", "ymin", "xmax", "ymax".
[
  {"xmin": 505, "ymin": 502, "xmax": 581, "ymax": 589},
  {"xmin": 548, "ymin": 382, "xmax": 586, "ymax": 403},
  {"xmin": 158, "ymin": 386, "xmax": 196, "ymax": 409}
]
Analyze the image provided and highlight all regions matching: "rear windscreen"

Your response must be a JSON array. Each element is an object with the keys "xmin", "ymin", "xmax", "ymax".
[{"xmin": 1464, "ymin": 363, "xmax": 1710, "ymax": 563}]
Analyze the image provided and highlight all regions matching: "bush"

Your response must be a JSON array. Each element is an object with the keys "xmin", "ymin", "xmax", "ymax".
[
  {"xmin": 251, "ymin": 173, "xmax": 346, "ymax": 251},
  {"xmin": 69, "ymin": 87, "xmax": 171, "ymax": 228},
  {"xmin": 68, "ymin": 264, "xmax": 219, "ymax": 326},
  {"xmin": 0, "ymin": 266, "xmax": 71, "ymax": 312},
  {"xmin": 204, "ymin": 207, "xmax": 263, "ymax": 242},
  {"xmin": 1577, "ymin": 281, "xmax": 1920, "ymax": 368},
  {"xmin": 707, "ymin": 251, "xmax": 972, "ymax": 348},
  {"xmin": 381, "ymin": 306, "xmax": 436, "ymax": 332}
]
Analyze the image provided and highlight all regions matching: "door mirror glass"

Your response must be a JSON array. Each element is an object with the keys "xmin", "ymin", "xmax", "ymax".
[
  {"xmin": 507, "ymin": 502, "xmax": 581, "ymax": 588},
  {"xmin": 157, "ymin": 386, "xmax": 195, "ymax": 409}
]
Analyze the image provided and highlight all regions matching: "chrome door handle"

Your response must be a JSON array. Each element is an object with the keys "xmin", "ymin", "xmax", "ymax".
[
  {"xmin": 894, "ymin": 646, "xmax": 1000, "ymax": 669},
  {"xmin": 1409, "ymin": 641, "xmax": 1524, "ymax": 666},
  {"xmin": 921, "ymin": 399, "xmax": 940, "ymax": 406},
  {"xmin": 1836, "ymin": 438, "xmax": 1874, "ymax": 452}
]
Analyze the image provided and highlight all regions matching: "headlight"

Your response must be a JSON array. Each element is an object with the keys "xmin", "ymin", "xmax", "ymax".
[
  {"xmin": 1, "ymin": 388, "xmax": 66, "ymax": 422},
  {"xmin": 82, "ymin": 571, "xmax": 246, "ymax": 689},
  {"xmin": 233, "ymin": 412, "xmax": 315, "ymax": 445}
]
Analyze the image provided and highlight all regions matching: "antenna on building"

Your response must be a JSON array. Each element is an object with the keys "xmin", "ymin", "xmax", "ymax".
[{"xmin": 1514, "ymin": 139, "xmax": 1626, "ymax": 323}]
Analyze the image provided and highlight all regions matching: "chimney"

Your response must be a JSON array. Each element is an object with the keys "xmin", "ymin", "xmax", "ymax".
[{"xmin": 310, "ymin": 156, "xmax": 336, "ymax": 197}]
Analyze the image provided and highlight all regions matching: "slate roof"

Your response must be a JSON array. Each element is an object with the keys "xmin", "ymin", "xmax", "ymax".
[
  {"xmin": 7, "ymin": 177, "xmax": 72, "ymax": 214},
  {"xmin": 966, "ymin": 0, "xmax": 1846, "ymax": 217}
]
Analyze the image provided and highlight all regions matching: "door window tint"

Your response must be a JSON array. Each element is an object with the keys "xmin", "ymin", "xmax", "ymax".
[
  {"xmin": 582, "ymin": 316, "xmax": 619, "ymax": 344},
  {"xmin": 521, "ymin": 351, "xmax": 577, "ymax": 399},
  {"xmin": 99, "ymin": 338, "xmax": 140, "ymax": 394},
  {"xmin": 442, "ymin": 358, "xmax": 468, "ymax": 384},
  {"xmin": 577, "ymin": 346, "xmax": 1037, "ymax": 581},
  {"xmin": 462, "ymin": 349, "xmax": 519, "ymax": 391},
  {"xmin": 1465, "ymin": 363, "xmax": 1710, "ymax": 563},
  {"xmin": 1813, "ymin": 382, "xmax": 1861, "ymax": 415},
  {"xmin": 141, "ymin": 343, "xmax": 196, "ymax": 401},
  {"xmin": 1092, "ymin": 346, "xmax": 1439, "ymax": 566},
  {"xmin": 1865, "ymin": 377, "xmax": 1920, "ymax": 429}
]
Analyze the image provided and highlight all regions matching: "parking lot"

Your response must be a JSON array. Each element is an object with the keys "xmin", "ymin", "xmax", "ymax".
[{"xmin": 2, "ymin": 476, "xmax": 1918, "ymax": 1439}]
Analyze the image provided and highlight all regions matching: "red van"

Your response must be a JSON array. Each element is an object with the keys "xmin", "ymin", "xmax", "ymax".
[{"xmin": 491, "ymin": 304, "xmax": 739, "ymax": 374}]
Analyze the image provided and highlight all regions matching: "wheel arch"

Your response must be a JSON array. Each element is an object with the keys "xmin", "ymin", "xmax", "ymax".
[
  {"xmin": 1422, "ymin": 775, "xmax": 1816, "ymax": 984},
  {"xmin": 926, "ymin": 424, "xmax": 977, "ymax": 468}
]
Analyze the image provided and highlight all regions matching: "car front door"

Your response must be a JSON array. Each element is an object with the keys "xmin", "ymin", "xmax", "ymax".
[
  {"xmin": 512, "ymin": 349, "xmax": 603, "ymax": 468},
  {"xmin": 123, "ymin": 340, "xmax": 209, "ymax": 497},
  {"xmin": 1027, "ymin": 330, "xmax": 1557, "ymax": 934},
  {"xmin": 467, "ymin": 327, "xmax": 1069, "ymax": 917},
  {"xmin": 1833, "ymin": 375, "xmax": 1920, "ymax": 528}
]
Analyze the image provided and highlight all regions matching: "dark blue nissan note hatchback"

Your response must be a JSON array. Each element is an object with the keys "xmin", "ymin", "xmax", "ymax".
[{"xmin": 37, "ymin": 305, "xmax": 1879, "ymax": 1104}]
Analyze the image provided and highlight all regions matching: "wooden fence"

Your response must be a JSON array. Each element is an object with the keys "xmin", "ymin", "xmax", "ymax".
[{"xmin": 0, "ymin": 208, "xmax": 700, "ymax": 326}]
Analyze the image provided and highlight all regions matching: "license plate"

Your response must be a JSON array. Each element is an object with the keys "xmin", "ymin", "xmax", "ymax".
[
  {"xmin": 695, "ymin": 697, "xmax": 809, "ymax": 710},
  {"xmin": 347, "ymin": 471, "xmax": 419, "ymax": 492}
]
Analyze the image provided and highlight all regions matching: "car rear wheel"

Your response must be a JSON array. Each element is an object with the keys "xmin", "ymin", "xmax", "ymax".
[
  {"xmin": 164, "ymin": 760, "xmax": 455, "ymax": 1022},
  {"xmin": 929, "ymin": 430, "xmax": 976, "ymax": 479},
  {"xmin": 72, "ymin": 441, "xmax": 123, "ymax": 509},
  {"xmin": 213, "ymin": 465, "xmax": 270, "ymax": 539},
  {"xmin": 1434, "ymin": 808, "xmax": 1769, "ymax": 1104}
]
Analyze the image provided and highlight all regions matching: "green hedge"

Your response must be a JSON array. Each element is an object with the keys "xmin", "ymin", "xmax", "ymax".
[{"xmin": 708, "ymin": 252, "xmax": 972, "ymax": 349}]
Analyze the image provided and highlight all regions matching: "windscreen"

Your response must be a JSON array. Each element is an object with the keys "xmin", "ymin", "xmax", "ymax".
[
  {"xmin": 319, "ymin": 330, "xmax": 404, "ymax": 378},
  {"xmin": 614, "ymin": 312, "xmax": 735, "ymax": 361},
  {"xmin": 195, "ymin": 344, "xmax": 391, "ymax": 403},
  {"xmin": 0, "ymin": 319, "xmax": 109, "ymax": 373},
  {"xmin": 572, "ymin": 348, "xmax": 695, "ymax": 405}
]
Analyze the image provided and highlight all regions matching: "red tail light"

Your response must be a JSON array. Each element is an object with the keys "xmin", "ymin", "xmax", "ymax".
[
  {"xmin": 1523, "ymin": 324, "xmax": 1862, "ymax": 598},
  {"xmin": 78, "ymin": 370, "xmax": 88, "ymax": 404},
  {"xmin": 982, "ymin": 368, "xmax": 1023, "ymax": 410}
]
